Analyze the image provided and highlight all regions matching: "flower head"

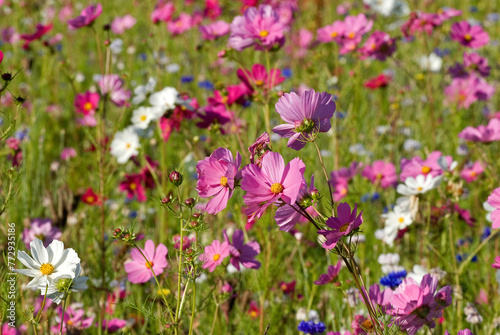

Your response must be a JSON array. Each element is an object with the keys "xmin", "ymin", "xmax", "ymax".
[
  {"xmin": 450, "ymin": 21, "xmax": 489, "ymax": 48},
  {"xmin": 492, "ymin": 256, "xmax": 500, "ymax": 269},
  {"xmin": 237, "ymin": 63, "xmax": 285, "ymax": 94},
  {"xmin": 98, "ymin": 74, "xmax": 131, "ymax": 107},
  {"xmin": 317, "ymin": 203, "xmax": 363, "ymax": 250},
  {"xmin": 314, "ymin": 260, "xmax": 342, "ymax": 285},
  {"xmin": 458, "ymin": 118, "xmax": 500, "ymax": 143},
  {"xmin": 223, "ymin": 229, "xmax": 261, "ymax": 270},
  {"xmin": 67, "ymin": 3, "xmax": 102, "ymax": 29},
  {"xmin": 43, "ymin": 263, "xmax": 89, "ymax": 304},
  {"xmin": 397, "ymin": 174, "xmax": 442, "ymax": 196},
  {"xmin": 124, "ymin": 240, "xmax": 168, "ymax": 284},
  {"xmin": 200, "ymin": 20, "xmax": 230, "ymax": 40},
  {"xmin": 111, "ymin": 15, "xmax": 136, "ymax": 34},
  {"xmin": 361, "ymin": 161, "xmax": 397, "ymax": 188},
  {"xmin": 486, "ymin": 187, "xmax": 500, "ymax": 229},
  {"xmin": 110, "ymin": 127, "xmax": 140, "ymax": 164},
  {"xmin": 119, "ymin": 173, "xmax": 147, "ymax": 202},
  {"xmin": 200, "ymin": 240, "xmax": 230, "ymax": 272},
  {"xmin": 22, "ymin": 218, "xmax": 62, "ymax": 249}
]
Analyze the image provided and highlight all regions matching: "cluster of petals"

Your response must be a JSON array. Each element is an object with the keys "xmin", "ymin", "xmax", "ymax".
[
  {"xmin": 450, "ymin": 21, "xmax": 489, "ymax": 49},
  {"xmin": 22, "ymin": 218, "xmax": 61, "ymax": 249},
  {"xmin": 98, "ymin": 74, "xmax": 131, "ymax": 107},
  {"xmin": 223, "ymin": 229, "xmax": 261, "ymax": 270},
  {"xmin": 486, "ymin": 187, "xmax": 500, "ymax": 229},
  {"xmin": 359, "ymin": 31, "xmax": 396, "ymax": 61},
  {"xmin": 361, "ymin": 160, "xmax": 397, "ymax": 189},
  {"xmin": 444, "ymin": 74, "xmax": 494, "ymax": 109},
  {"xmin": 237, "ymin": 63, "xmax": 285, "ymax": 94},
  {"xmin": 400, "ymin": 151, "xmax": 451, "ymax": 181},
  {"xmin": 124, "ymin": 240, "xmax": 168, "ymax": 284},
  {"xmin": 317, "ymin": 14, "xmax": 373, "ymax": 54},
  {"xmin": 67, "ymin": 3, "xmax": 102, "ymax": 29},
  {"xmin": 314, "ymin": 260, "xmax": 342, "ymax": 285},
  {"xmin": 200, "ymin": 239, "xmax": 230, "ymax": 272},
  {"xmin": 458, "ymin": 118, "xmax": 500, "ymax": 143},
  {"xmin": 200, "ymin": 20, "xmax": 230, "ymax": 40},
  {"xmin": 317, "ymin": 203, "xmax": 363, "ymax": 250}
]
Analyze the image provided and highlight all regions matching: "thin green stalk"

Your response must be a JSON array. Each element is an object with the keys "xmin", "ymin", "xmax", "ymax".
[
  {"xmin": 188, "ymin": 280, "xmax": 196, "ymax": 335},
  {"xmin": 209, "ymin": 303, "xmax": 219, "ymax": 335},
  {"xmin": 59, "ymin": 298, "xmax": 67, "ymax": 335},
  {"xmin": 175, "ymin": 187, "xmax": 185, "ymax": 333},
  {"xmin": 313, "ymin": 141, "xmax": 334, "ymax": 210}
]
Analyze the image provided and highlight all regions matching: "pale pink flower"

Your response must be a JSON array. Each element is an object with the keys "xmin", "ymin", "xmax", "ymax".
[{"xmin": 124, "ymin": 240, "xmax": 168, "ymax": 284}]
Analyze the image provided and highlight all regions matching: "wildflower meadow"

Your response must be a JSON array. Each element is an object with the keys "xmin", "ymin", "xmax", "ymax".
[{"xmin": 1, "ymin": 0, "xmax": 500, "ymax": 334}]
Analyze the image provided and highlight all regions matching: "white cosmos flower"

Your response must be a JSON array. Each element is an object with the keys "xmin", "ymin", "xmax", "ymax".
[
  {"xmin": 377, "ymin": 253, "xmax": 404, "ymax": 274},
  {"xmin": 483, "ymin": 201, "xmax": 495, "ymax": 222},
  {"xmin": 131, "ymin": 107, "xmax": 155, "ymax": 129},
  {"xmin": 418, "ymin": 53, "xmax": 443, "ymax": 72},
  {"xmin": 381, "ymin": 205, "xmax": 413, "ymax": 247},
  {"xmin": 149, "ymin": 87, "xmax": 179, "ymax": 115},
  {"xmin": 42, "ymin": 263, "xmax": 88, "ymax": 304},
  {"xmin": 132, "ymin": 77, "xmax": 156, "ymax": 105},
  {"xmin": 397, "ymin": 174, "xmax": 442, "ymax": 196},
  {"xmin": 14, "ymin": 239, "xmax": 80, "ymax": 289},
  {"xmin": 110, "ymin": 127, "xmax": 140, "ymax": 164},
  {"xmin": 407, "ymin": 265, "xmax": 428, "ymax": 284}
]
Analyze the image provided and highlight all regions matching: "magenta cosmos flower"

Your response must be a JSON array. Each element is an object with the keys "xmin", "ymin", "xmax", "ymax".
[
  {"xmin": 492, "ymin": 256, "xmax": 500, "ymax": 269},
  {"xmin": 74, "ymin": 91, "xmax": 99, "ymax": 116},
  {"xmin": 458, "ymin": 118, "xmax": 500, "ymax": 143},
  {"xmin": 445, "ymin": 330, "xmax": 473, "ymax": 335},
  {"xmin": 237, "ymin": 63, "xmax": 285, "ymax": 94},
  {"xmin": 67, "ymin": 3, "xmax": 103, "ymax": 29},
  {"xmin": 60, "ymin": 147, "xmax": 77, "ymax": 161},
  {"xmin": 369, "ymin": 283, "xmax": 393, "ymax": 313},
  {"xmin": 124, "ymin": 240, "xmax": 168, "ymax": 284},
  {"xmin": 450, "ymin": 21, "xmax": 489, "ymax": 49},
  {"xmin": 111, "ymin": 15, "xmax": 136, "ymax": 34},
  {"xmin": 119, "ymin": 173, "xmax": 147, "ymax": 202},
  {"xmin": 98, "ymin": 74, "xmax": 131, "ymax": 107},
  {"xmin": 390, "ymin": 274, "xmax": 452, "ymax": 335},
  {"xmin": 200, "ymin": 239, "xmax": 230, "ymax": 272},
  {"xmin": 20, "ymin": 23, "xmax": 53, "ymax": 49},
  {"xmin": 248, "ymin": 132, "xmax": 271, "ymax": 166},
  {"xmin": 196, "ymin": 147, "xmax": 242, "ymax": 215},
  {"xmin": 314, "ymin": 259, "xmax": 342, "ymax": 285},
  {"xmin": 359, "ymin": 31, "xmax": 396, "ymax": 61},
  {"xmin": 317, "ymin": 203, "xmax": 363, "ymax": 250},
  {"xmin": 241, "ymin": 152, "xmax": 305, "ymax": 222},
  {"xmin": 361, "ymin": 160, "xmax": 397, "ymax": 188},
  {"xmin": 460, "ymin": 162, "xmax": 484, "ymax": 183},
  {"xmin": 317, "ymin": 21, "xmax": 345, "ymax": 44},
  {"xmin": 487, "ymin": 187, "xmax": 500, "ymax": 229},
  {"xmin": 168, "ymin": 13, "xmax": 193, "ymax": 36},
  {"xmin": 200, "ymin": 20, "xmax": 230, "ymax": 40},
  {"xmin": 22, "ymin": 218, "xmax": 62, "ymax": 249},
  {"xmin": 228, "ymin": 5, "xmax": 286, "ymax": 51},
  {"xmin": 52, "ymin": 306, "xmax": 94, "ymax": 334},
  {"xmin": 273, "ymin": 89, "xmax": 336, "ymax": 151},
  {"xmin": 463, "ymin": 52, "xmax": 490, "ymax": 77},
  {"xmin": 151, "ymin": 2, "xmax": 175, "ymax": 24},
  {"xmin": 223, "ymin": 229, "xmax": 261, "ymax": 270}
]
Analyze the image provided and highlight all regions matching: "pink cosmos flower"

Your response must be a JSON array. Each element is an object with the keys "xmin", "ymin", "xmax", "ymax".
[
  {"xmin": 20, "ymin": 23, "xmax": 53, "ymax": 49},
  {"xmin": 2, "ymin": 27, "xmax": 20, "ymax": 44},
  {"xmin": 390, "ymin": 274, "xmax": 452, "ymax": 335},
  {"xmin": 369, "ymin": 283, "xmax": 393, "ymax": 313},
  {"xmin": 237, "ymin": 64, "xmax": 285, "ymax": 94},
  {"xmin": 196, "ymin": 104, "xmax": 233, "ymax": 132},
  {"xmin": 58, "ymin": 4, "xmax": 73, "ymax": 23},
  {"xmin": 361, "ymin": 161, "xmax": 397, "ymax": 188},
  {"xmin": 125, "ymin": 240, "xmax": 168, "ymax": 284},
  {"xmin": 208, "ymin": 85, "xmax": 249, "ymax": 106},
  {"xmin": 1, "ymin": 323, "xmax": 22, "ymax": 335},
  {"xmin": 359, "ymin": 31, "xmax": 396, "ymax": 61},
  {"xmin": 400, "ymin": 151, "xmax": 451, "ymax": 181},
  {"xmin": 248, "ymin": 132, "xmax": 271, "ymax": 166},
  {"xmin": 98, "ymin": 74, "xmax": 131, "ymax": 107},
  {"xmin": 487, "ymin": 187, "xmax": 500, "ymax": 229},
  {"xmin": 228, "ymin": 5, "xmax": 286, "ymax": 51},
  {"xmin": 445, "ymin": 75, "xmax": 494, "ymax": 109},
  {"xmin": 445, "ymin": 330, "xmax": 473, "ymax": 335},
  {"xmin": 52, "ymin": 306, "xmax": 94, "ymax": 334},
  {"xmin": 200, "ymin": 239, "xmax": 230, "ymax": 272},
  {"xmin": 151, "ymin": 2, "xmax": 175, "ymax": 24},
  {"xmin": 241, "ymin": 152, "xmax": 305, "ymax": 222},
  {"xmin": 74, "ymin": 91, "xmax": 99, "ymax": 116},
  {"xmin": 364, "ymin": 74, "xmax": 391, "ymax": 89},
  {"xmin": 401, "ymin": 12, "xmax": 441, "ymax": 38},
  {"xmin": 314, "ymin": 259, "xmax": 342, "ymax": 285},
  {"xmin": 196, "ymin": 147, "xmax": 242, "ymax": 215},
  {"xmin": 168, "ymin": 13, "xmax": 193, "ymax": 35},
  {"xmin": 330, "ymin": 162, "xmax": 361, "ymax": 201},
  {"xmin": 273, "ymin": 89, "xmax": 336, "ymax": 151},
  {"xmin": 22, "ymin": 218, "xmax": 62, "ymax": 249},
  {"xmin": 0, "ymin": 51, "xmax": 3, "ymax": 64},
  {"xmin": 67, "ymin": 3, "xmax": 103, "ymax": 29},
  {"xmin": 340, "ymin": 14, "xmax": 373, "ymax": 54},
  {"xmin": 111, "ymin": 15, "xmax": 136, "ymax": 34},
  {"xmin": 119, "ymin": 173, "xmax": 147, "ymax": 202},
  {"xmin": 460, "ymin": 162, "xmax": 484, "ymax": 183},
  {"xmin": 492, "ymin": 256, "xmax": 500, "ymax": 269},
  {"xmin": 450, "ymin": 21, "xmax": 489, "ymax": 49},
  {"xmin": 317, "ymin": 21, "xmax": 345, "ymax": 43},
  {"xmin": 463, "ymin": 52, "xmax": 490, "ymax": 77},
  {"xmin": 318, "ymin": 203, "xmax": 363, "ymax": 250},
  {"xmin": 223, "ymin": 229, "xmax": 261, "ymax": 270},
  {"xmin": 101, "ymin": 319, "xmax": 127, "ymax": 332},
  {"xmin": 204, "ymin": 0, "xmax": 222, "ymax": 19},
  {"xmin": 200, "ymin": 20, "xmax": 230, "ymax": 40},
  {"xmin": 290, "ymin": 28, "xmax": 313, "ymax": 58},
  {"xmin": 458, "ymin": 118, "xmax": 500, "ymax": 143},
  {"xmin": 61, "ymin": 147, "xmax": 77, "ymax": 161},
  {"xmin": 351, "ymin": 315, "xmax": 373, "ymax": 335}
]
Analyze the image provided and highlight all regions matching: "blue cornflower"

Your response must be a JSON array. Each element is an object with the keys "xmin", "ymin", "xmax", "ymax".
[
  {"xmin": 282, "ymin": 68, "xmax": 292, "ymax": 78},
  {"xmin": 481, "ymin": 227, "xmax": 491, "ymax": 241},
  {"xmin": 380, "ymin": 270, "xmax": 407, "ymax": 289},
  {"xmin": 297, "ymin": 320, "xmax": 326, "ymax": 334},
  {"xmin": 371, "ymin": 192, "xmax": 380, "ymax": 202},
  {"xmin": 181, "ymin": 76, "xmax": 194, "ymax": 83},
  {"xmin": 433, "ymin": 48, "xmax": 450, "ymax": 57},
  {"xmin": 361, "ymin": 193, "xmax": 370, "ymax": 203},
  {"xmin": 198, "ymin": 80, "xmax": 214, "ymax": 90},
  {"xmin": 15, "ymin": 128, "xmax": 29, "ymax": 140}
]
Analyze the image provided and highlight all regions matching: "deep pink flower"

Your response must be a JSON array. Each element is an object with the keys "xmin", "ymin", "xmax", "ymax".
[
  {"xmin": 400, "ymin": 151, "xmax": 451, "ymax": 181},
  {"xmin": 364, "ymin": 74, "xmax": 391, "ymax": 89},
  {"xmin": 1, "ymin": 323, "xmax": 22, "ymax": 335},
  {"xmin": 359, "ymin": 31, "xmax": 396, "ymax": 61},
  {"xmin": 196, "ymin": 148, "xmax": 241, "ymax": 215},
  {"xmin": 369, "ymin": 283, "xmax": 393, "ymax": 313},
  {"xmin": 208, "ymin": 85, "xmax": 249, "ymax": 106},
  {"xmin": 248, "ymin": 132, "xmax": 271, "ymax": 166},
  {"xmin": 237, "ymin": 63, "xmax": 285, "ymax": 94},
  {"xmin": 314, "ymin": 260, "xmax": 342, "ymax": 285},
  {"xmin": 228, "ymin": 5, "xmax": 286, "ymax": 51},
  {"xmin": 463, "ymin": 52, "xmax": 490, "ymax": 77},
  {"xmin": 450, "ymin": 21, "xmax": 489, "ymax": 49},
  {"xmin": 168, "ymin": 13, "xmax": 193, "ymax": 35},
  {"xmin": 390, "ymin": 274, "xmax": 452, "ymax": 335},
  {"xmin": 2, "ymin": 27, "xmax": 20, "ymax": 44},
  {"xmin": 273, "ymin": 89, "xmax": 336, "ymax": 151},
  {"xmin": 331, "ymin": 162, "xmax": 360, "ymax": 185},
  {"xmin": 98, "ymin": 74, "xmax": 131, "ymax": 107},
  {"xmin": 318, "ymin": 203, "xmax": 363, "ymax": 250},
  {"xmin": 204, "ymin": 0, "xmax": 222, "ymax": 19},
  {"xmin": 361, "ymin": 161, "xmax": 397, "ymax": 188},
  {"xmin": 351, "ymin": 315, "xmax": 373, "ymax": 335},
  {"xmin": 196, "ymin": 104, "xmax": 233, "ymax": 132},
  {"xmin": 111, "ymin": 15, "xmax": 136, "ymax": 34},
  {"xmin": 67, "ymin": 3, "xmax": 102, "ymax": 29},
  {"xmin": 241, "ymin": 152, "xmax": 305, "ymax": 222},
  {"xmin": 101, "ymin": 319, "xmax": 127, "ymax": 332},
  {"xmin": 200, "ymin": 20, "xmax": 230, "ymax": 40},
  {"xmin": 61, "ymin": 147, "xmax": 77, "ymax": 161},
  {"xmin": 124, "ymin": 240, "xmax": 168, "ymax": 283},
  {"xmin": 492, "ymin": 256, "xmax": 500, "ymax": 269},
  {"xmin": 74, "ymin": 91, "xmax": 99, "ymax": 116},
  {"xmin": 460, "ymin": 162, "xmax": 484, "ymax": 183},
  {"xmin": 317, "ymin": 21, "xmax": 345, "ymax": 43},
  {"xmin": 0, "ymin": 51, "xmax": 3, "ymax": 64},
  {"xmin": 119, "ymin": 174, "xmax": 147, "ymax": 202},
  {"xmin": 223, "ymin": 229, "xmax": 261, "ymax": 270},
  {"xmin": 22, "ymin": 218, "xmax": 62, "ymax": 249},
  {"xmin": 151, "ymin": 2, "xmax": 175, "ymax": 23},
  {"xmin": 81, "ymin": 187, "xmax": 101, "ymax": 206},
  {"xmin": 445, "ymin": 330, "xmax": 474, "ymax": 335},
  {"xmin": 401, "ymin": 12, "xmax": 441, "ymax": 38},
  {"xmin": 200, "ymin": 239, "xmax": 230, "ymax": 272},
  {"xmin": 487, "ymin": 187, "xmax": 500, "ymax": 229},
  {"xmin": 458, "ymin": 118, "xmax": 500, "ymax": 143},
  {"xmin": 52, "ymin": 306, "xmax": 94, "ymax": 334},
  {"xmin": 20, "ymin": 23, "xmax": 53, "ymax": 49}
]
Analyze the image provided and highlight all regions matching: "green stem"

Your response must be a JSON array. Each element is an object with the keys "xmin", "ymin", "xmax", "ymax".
[
  {"xmin": 59, "ymin": 298, "xmax": 67, "ymax": 335},
  {"xmin": 209, "ymin": 303, "xmax": 219, "ymax": 335},
  {"xmin": 313, "ymin": 141, "xmax": 334, "ymax": 210},
  {"xmin": 188, "ymin": 280, "xmax": 196, "ymax": 335},
  {"xmin": 175, "ymin": 187, "xmax": 184, "ymax": 333}
]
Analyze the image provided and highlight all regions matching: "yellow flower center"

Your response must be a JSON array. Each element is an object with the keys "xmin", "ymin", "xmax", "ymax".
[
  {"xmin": 339, "ymin": 223, "xmax": 349, "ymax": 232},
  {"xmin": 213, "ymin": 254, "xmax": 220, "ymax": 261},
  {"xmin": 40, "ymin": 263, "xmax": 55, "ymax": 275},
  {"xmin": 86, "ymin": 196, "xmax": 94, "ymax": 203},
  {"xmin": 145, "ymin": 261, "xmax": 154, "ymax": 269},
  {"xmin": 421, "ymin": 166, "xmax": 431, "ymax": 174},
  {"xmin": 220, "ymin": 176, "xmax": 228, "ymax": 187},
  {"xmin": 398, "ymin": 217, "xmax": 404, "ymax": 223},
  {"xmin": 361, "ymin": 319, "xmax": 374, "ymax": 330},
  {"xmin": 464, "ymin": 34, "xmax": 472, "ymax": 41},
  {"xmin": 458, "ymin": 93, "xmax": 466, "ymax": 102},
  {"xmin": 255, "ymin": 80, "xmax": 264, "ymax": 86},
  {"xmin": 126, "ymin": 143, "xmax": 131, "ymax": 149},
  {"xmin": 270, "ymin": 183, "xmax": 284, "ymax": 194},
  {"xmin": 331, "ymin": 32, "xmax": 338, "ymax": 38},
  {"xmin": 470, "ymin": 171, "xmax": 476, "ymax": 177},
  {"xmin": 67, "ymin": 320, "xmax": 73, "ymax": 326},
  {"xmin": 259, "ymin": 30, "xmax": 269, "ymax": 37},
  {"xmin": 340, "ymin": 188, "xmax": 347, "ymax": 195},
  {"xmin": 280, "ymin": 283, "xmax": 288, "ymax": 290},
  {"xmin": 348, "ymin": 32, "xmax": 355, "ymax": 39},
  {"xmin": 376, "ymin": 173, "xmax": 383, "ymax": 179},
  {"xmin": 417, "ymin": 187, "xmax": 423, "ymax": 191},
  {"xmin": 140, "ymin": 115, "xmax": 147, "ymax": 121},
  {"xmin": 250, "ymin": 310, "xmax": 258, "ymax": 318},
  {"xmin": 83, "ymin": 102, "xmax": 93, "ymax": 111},
  {"xmin": 130, "ymin": 183, "xmax": 137, "ymax": 190}
]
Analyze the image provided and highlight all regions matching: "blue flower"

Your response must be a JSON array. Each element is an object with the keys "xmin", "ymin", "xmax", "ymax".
[
  {"xmin": 282, "ymin": 68, "xmax": 292, "ymax": 78},
  {"xmin": 371, "ymin": 192, "xmax": 380, "ymax": 201},
  {"xmin": 297, "ymin": 320, "xmax": 326, "ymax": 334},
  {"xmin": 198, "ymin": 80, "xmax": 214, "ymax": 90},
  {"xmin": 361, "ymin": 193, "xmax": 370, "ymax": 203},
  {"xmin": 181, "ymin": 76, "xmax": 194, "ymax": 83},
  {"xmin": 481, "ymin": 227, "xmax": 491, "ymax": 241},
  {"xmin": 380, "ymin": 270, "xmax": 407, "ymax": 289},
  {"xmin": 433, "ymin": 48, "xmax": 450, "ymax": 57}
]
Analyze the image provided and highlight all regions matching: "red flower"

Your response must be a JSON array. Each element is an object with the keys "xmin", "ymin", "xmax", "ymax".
[
  {"xmin": 364, "ymin": 74, "xmax": 391, "ymax": 90},
  {"xmin": 81, "ymin": 188, "xmax": 101, "ymax": 206},
  {"xmin": 20, "ymin": 23, "xmax": 53, "ymax": 49}
]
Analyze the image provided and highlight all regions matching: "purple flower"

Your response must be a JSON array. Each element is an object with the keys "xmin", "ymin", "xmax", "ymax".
[
  {"xmin": 317, "ymin": 203, "xmax": 363, "ymax": 250},
  {"xmin": 248, "ymin": 132, "xmax": 271, "ymax": 167},
  {"xmin": 369, "ymin": 283, "xmax": 393, "ymax": 313},
  {"xmin": 228, "ymin": 5, "xmax": 286, "ymax": 52},
  {"xmin": 22, "ymin": 218, "xmax": 62, "ymax": 249},
  {"xmin": 196, "ymin": 104, "xmax": 233, "ymax": 133},
  {"xmin": 98, "ymin": 74, "xmax": 131, "ymax": 107},
  {"xmin": 463, "ymin": 52, "xmax": 490, "ymax": 77},
  {"xmin": 67, "ymin": 3, "xmax": 102, "ymax": 29},
  {"xmin": 359, "ymin": 31, "xmax": 396, "ymax": 61},
  {"xmin": 450, "ymin": 21, "xmax": 489, "ymax": 49},
  {"xmin": 314, "ymin": 259, "xmax": 342, "ymax": 285},
  {"xmin": 458, "ymin": 118, "xmax": 500, "ymax": 143},
  {"xmin": 273, "ymin": 89, "xmax": 336, "ymax": 151},
  {"xmin": 223, "ymin": 229, "xmax": 261, "ymax": 270}
]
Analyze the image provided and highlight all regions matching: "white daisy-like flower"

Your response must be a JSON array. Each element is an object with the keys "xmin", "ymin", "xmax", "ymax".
[
  {"xmin": 42, "ymin": 263, "xmax": 89, "ymax": 304},
  {"xmin": 132, "ymin": 77, "xmax": 156, "ymax": 105},
  {"xmin": 14, "ymin": 239, "xmax": 80, "ymax": 289},
  {"xmin": 149, "ymin": 87, "xmax": 179, "ymax": 115},
  {"xmin": 110, "ymin": 127, "xmax": 140, "ymax": 164},
  {"xmin": 407, "ymin": 264, "xmax": 428, "ymax": 284},
  {"xmin": 131, "ymin": 107, "xmax": 155, "ymax": 129},
  {"xmin": 381, "ymin": 205, "xmax": 413, "ymax": 247},
  {"xmin": 418, "ymin": 53, "xmax": 443, "ymax": 72},
  {"xmin": 364, "ymin": 0, "xmax": 409, "ymax": 17},
  {"xmin": 397, "ymin": 174, "xmax": 442, "ymax": 196},
  {"xmin": 377, "ymin": 253, "xmax": 404, "ymax": 274},
  {"xmin": 483, "ymin": 201, "xmax": 495, "ymax": 222}
]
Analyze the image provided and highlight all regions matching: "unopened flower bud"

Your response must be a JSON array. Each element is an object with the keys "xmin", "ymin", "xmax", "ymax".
[
  {"xmin": 184, "ymin": 198, "xmax": 195, "ymax": 208},
  {"xmin": 169, "ymin": 171, "xmax": 183, "ymax": 186}
]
